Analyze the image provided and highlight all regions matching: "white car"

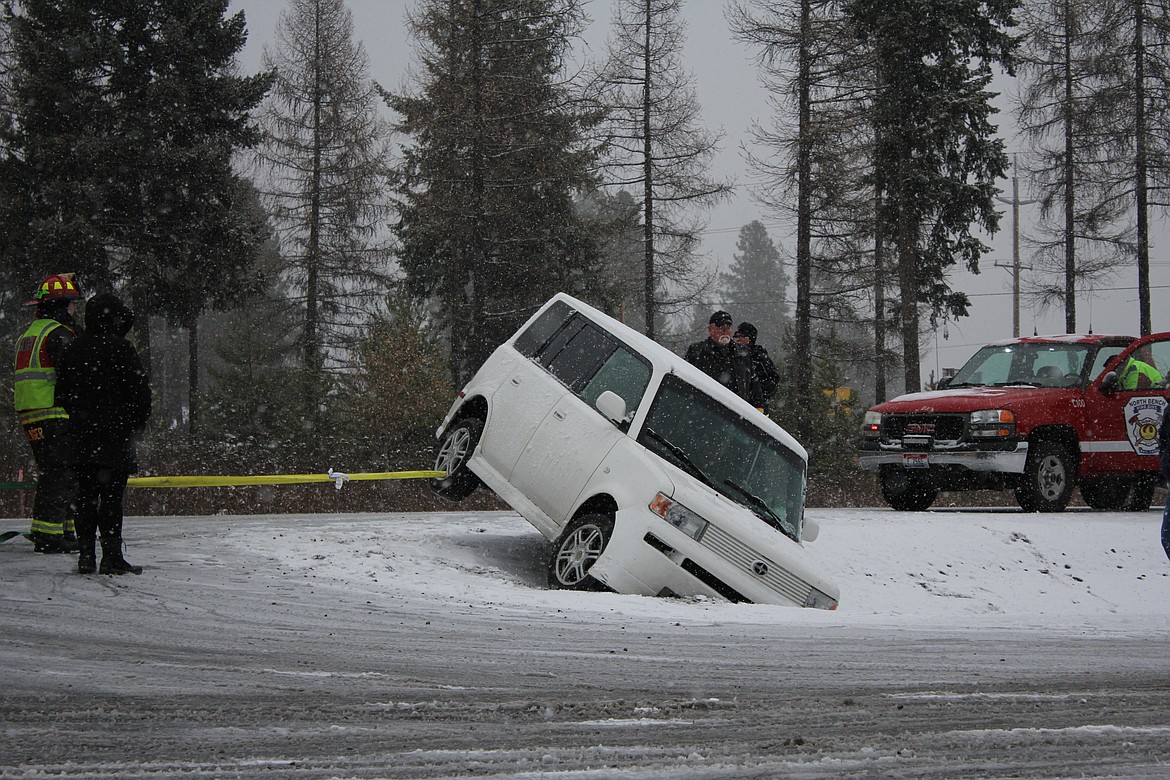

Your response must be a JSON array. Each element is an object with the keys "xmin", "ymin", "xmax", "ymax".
[{"xmin": 431, "ymin": 293, "xmax": 839, "ymax": 609}]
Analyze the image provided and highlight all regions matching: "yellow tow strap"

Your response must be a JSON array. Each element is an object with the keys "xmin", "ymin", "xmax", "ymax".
[{"xmin": 125, "ymin": 470, "xmax": 445, "ymax": 489}]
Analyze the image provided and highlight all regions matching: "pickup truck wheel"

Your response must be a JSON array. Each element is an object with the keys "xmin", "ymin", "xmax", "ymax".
[
  {"xmin": 548, "ymin": 513, "xmax": 614, "ymax": 591},
  {"xmin": 1080, "ymin": 478, "xmax": 1129, "ymax": 511},
  {"xmin": 879, "ymin": 468, "xmax": 938, "ymax": 511},
  {"xmin": 431, "ymin": 417, "xmax": 484, "ymax": 502},
  {"xmin": 1015, "ymin": 441, "xmax": 1075, "ymax": 512},
  {"xmin": 1125, "ymin": 479, "xmax": 1156, "ymax": 511}
]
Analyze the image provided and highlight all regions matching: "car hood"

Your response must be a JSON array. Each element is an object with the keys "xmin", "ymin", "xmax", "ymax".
[{"xmin": 871, "ymin": 385, "xmax": 1064, "ymax": 414}]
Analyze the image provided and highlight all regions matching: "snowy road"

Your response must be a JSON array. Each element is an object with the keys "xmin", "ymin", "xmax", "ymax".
[{"xmin": 2, "ymin": 508, "xmax": 1169, "ymax": 778}]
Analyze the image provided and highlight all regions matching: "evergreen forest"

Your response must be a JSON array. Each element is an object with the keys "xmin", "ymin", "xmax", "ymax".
[{"xmin": 2, "ymin": 0, "xmax": 1168, "ymax": 514}]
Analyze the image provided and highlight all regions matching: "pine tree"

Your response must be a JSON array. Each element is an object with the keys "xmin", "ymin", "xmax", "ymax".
[
  {"xmin": 729, "ymin": 0, "xmax": 892, "ymax": 408},
  {"xmin": 846, "ymin": 0, "xmax": 1016, "ymax": 393},
  {"xmin": 720, "ymin": 221, "xmax": 789, "ymax": 351},
  {"xmin": 1015, "ymin": 0, "xmax": 1135, "ymax": 333},
  {"xmin": 595, "ymin": 0, "xmax": 732, "ymax": 339},
  {"xmin": 252, "ymin": 0, "xmax": 395, "ymax": 420},
  {"xmin": 4, "ymin": 0, "xmax": 274, "ymax": 431},
  {"xmin": 387, "ymin": 0, "xmax": 603, "ymax": 385}
]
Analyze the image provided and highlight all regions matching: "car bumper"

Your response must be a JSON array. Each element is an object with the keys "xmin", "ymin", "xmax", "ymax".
[
  {"xmin": 589, "ymin": 506, "xmax": 838, "ymax": 609},
  {"xmin": 858, "ymin": 441, "xmax": 1029, "ymax": 474}
]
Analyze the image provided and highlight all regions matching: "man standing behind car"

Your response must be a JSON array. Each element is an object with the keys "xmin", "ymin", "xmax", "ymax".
[
  {"xmin": 686, "ymin": 310, "xmax": 738, "ymax": 391},
  {"xmin": 732, "ymin": 322, "xmax": 780, "ymax": 413},
  {"xmin": 56, "ymin": 293, "xmax": 151, "ymax": 575}
]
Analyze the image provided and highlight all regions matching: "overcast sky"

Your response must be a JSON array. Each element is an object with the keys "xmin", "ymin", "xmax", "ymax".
[{"xmin": 229, "ymin": 0, "xmax": 1170, "ymax": 383}]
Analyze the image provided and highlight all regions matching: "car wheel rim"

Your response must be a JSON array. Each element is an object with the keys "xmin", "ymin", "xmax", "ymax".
[
  {"xmin": 1037, "ymin": 455, "xmax": 1066, "ymax": 500},
  {"xmin": 435, "ymin": 428, "xmax": 471, "ymax": 475},
  {"xmin": 554, "ymin": 525, "xmax": 605, "ymax": 586}
]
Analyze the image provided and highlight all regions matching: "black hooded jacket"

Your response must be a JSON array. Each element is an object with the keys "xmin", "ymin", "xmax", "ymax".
[{"xmin": 57, "ymin": 294, "xmax": 151, "ymax": 469}]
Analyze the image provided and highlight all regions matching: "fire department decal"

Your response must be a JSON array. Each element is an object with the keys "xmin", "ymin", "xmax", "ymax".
[{"xmin": 1124, "ymin": 396, "xmax": 1167, "ymax": 456}]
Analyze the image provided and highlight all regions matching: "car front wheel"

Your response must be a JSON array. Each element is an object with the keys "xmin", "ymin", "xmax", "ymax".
[
  {"xmin": 548, "ymin": 513, "xmax": 614, "ymax": 590},
  {"xmin": 431, "ymin": 417, "xmax": 484, "ymax": 502},
  {"xmin": 1015, "ymin": 441, "xmax": 1075, "ymax": 512}
]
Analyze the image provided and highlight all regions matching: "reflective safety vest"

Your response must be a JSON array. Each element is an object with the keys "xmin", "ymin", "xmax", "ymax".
[
  {"xmin": 1119, "ymin": 358, "xmax": 1163, "ymax": 390},
  {"xmin": 13, "ymin": 318, "xmax": 72, "ymax": 425}
]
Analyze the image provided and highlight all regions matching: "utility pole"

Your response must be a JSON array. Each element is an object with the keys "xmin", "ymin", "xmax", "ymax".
[{"xmin": 995, "ymin": 157, "xmax": 1037, "ymax": 337}]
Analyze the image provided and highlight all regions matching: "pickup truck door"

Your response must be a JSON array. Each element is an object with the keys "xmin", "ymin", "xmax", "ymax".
[{"xmin": 1082, "ymin": 333, "xmax": 1170, "ymax": 475}]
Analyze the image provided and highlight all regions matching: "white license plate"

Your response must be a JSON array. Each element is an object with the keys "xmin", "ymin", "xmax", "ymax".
[{"xmin": 903, "ymin": 453, "xmax": 929, "ymax": 469}]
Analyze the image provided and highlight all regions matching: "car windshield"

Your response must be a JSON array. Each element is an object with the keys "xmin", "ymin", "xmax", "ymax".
[
  {"xmin": 637, "ymin": 374, "xmax": 805, "ymax": 542},
  {"xmin": 948, "ymin": 343, "xmax": 1094, "ymax": 389}
]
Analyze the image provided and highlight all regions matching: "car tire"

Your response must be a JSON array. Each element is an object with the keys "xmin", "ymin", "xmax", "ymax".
[
  {"xmin": 878, "ymin": 468, "xmax": 938, "ymax": 511},
  {"xmin": 1015, "ymin": 440, "xmax": 1075, "ymax": 512},
  {"xmin": 431, "ymin": 417, "xmax": 484, "ymax": 502},
  {"xmin": 547, "ymin": 513, "xmax": 614, "ymax": 591},
  {"xmin": 1079, "ymin": 478, "xmax": 1130, "ymax": 511}
]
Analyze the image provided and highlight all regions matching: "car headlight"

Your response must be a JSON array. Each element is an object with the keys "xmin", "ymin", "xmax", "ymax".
[
  {"xmin": 861, "ymin": 410, "xmax": 881, "ymax": 437},
  {"xmin": 649, "ymin": 493, "xmax": 709, "ymax": 541},
  {"xmin": 804, "ymin": 587, "xmax": 839, "ymax": 610},
  {"xmin": 969, "ymin": 409, "xmax": 1016, "ymax": 438}
]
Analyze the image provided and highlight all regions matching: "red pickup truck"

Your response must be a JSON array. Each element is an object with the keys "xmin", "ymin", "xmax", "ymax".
[{"xmin": 858, "ymin": 332, "xmax": 1170, "ymax": 512}]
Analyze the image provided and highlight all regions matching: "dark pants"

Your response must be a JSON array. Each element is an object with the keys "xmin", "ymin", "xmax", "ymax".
[
  {"xmin": 74, "ymin": 466, "xmax": 129, "ymax": 547},
  {"xmin": 24, "ymin": 418, "xmax": 76, "ymax": 536},
  {"xmin": 1163, "ymin": 491, "xmax": 1170, "ymax": 563}
]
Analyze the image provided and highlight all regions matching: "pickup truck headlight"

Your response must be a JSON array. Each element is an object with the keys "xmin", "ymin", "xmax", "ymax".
[
  {"xmin": 969, "ymin": 409, "xmax": 1016, "ymax": 438},
  {"xmin": 861, "ymin": 410, "xmax": 882, "ymax": 437},
  {"xmin": 649, "ymin": 493, "xmax": 708, "ymax": 541}
]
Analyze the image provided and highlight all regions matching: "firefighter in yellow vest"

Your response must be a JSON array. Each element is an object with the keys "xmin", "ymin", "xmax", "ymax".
[{"xmin": 13, "ymin": 274, "xmax": 81, "ymax": 553}]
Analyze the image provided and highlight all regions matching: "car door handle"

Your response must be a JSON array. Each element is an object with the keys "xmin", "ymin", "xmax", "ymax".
[
  {"xmin": 553, "ymin": 410, "xmax": 565, "ymax": 421},
  {"xmin": 510, "ymin": 376, "xmax": 521, "ymax": 386}
]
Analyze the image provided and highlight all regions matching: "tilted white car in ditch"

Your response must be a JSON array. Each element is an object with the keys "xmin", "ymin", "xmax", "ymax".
[{"xmin": 431, "ymin": 293, "xmax": 839, "ymax": 609}]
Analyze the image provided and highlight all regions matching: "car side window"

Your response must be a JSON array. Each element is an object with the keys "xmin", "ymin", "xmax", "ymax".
[
  {"xmin": 579, "ymin": 345, "xmax": 652, "ymax": 417},
  {"xmin": 537, "ymin": 318, "xmax": 613, "ymax": 389},
  {"xmin": 514, "ymin": 300, "xmax": 573, "ymax": 358}
]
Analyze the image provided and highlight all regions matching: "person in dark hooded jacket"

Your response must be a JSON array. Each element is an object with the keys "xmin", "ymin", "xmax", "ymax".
[{"xmin": 56, "ymin": 293, "xmax": 151, "ymax": 575}]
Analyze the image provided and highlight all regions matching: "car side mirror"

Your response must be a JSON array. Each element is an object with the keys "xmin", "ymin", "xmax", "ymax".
[
  {"xmin": 1101, "ymin": 370, "xmax": 1119, "ymax": 394},
  {"xmin": 595, "ymin": 390, "xmax": 627, "ymax": 423},
  {"xmin": 936, "ymin": 376, "xmax": 952, "ymax": 389},
  {"xmin": 802, "ymin": 516, "xmax": 820, "ymax": 543}
]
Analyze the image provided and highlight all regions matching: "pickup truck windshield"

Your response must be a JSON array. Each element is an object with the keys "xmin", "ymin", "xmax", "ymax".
[
  {"xmin": 637, "ymin": 374, "xmax": 805, "ymax": 541},
  {"xmin": 949, "ymin": 343, "xmax": 1094, "ymax": 388}
]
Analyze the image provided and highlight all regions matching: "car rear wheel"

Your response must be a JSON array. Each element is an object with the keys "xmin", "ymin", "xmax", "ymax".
[
  {"xmin": 547, "ymin": 513, "xmax": 614, "ymax": 591},
  {"xmin": 1015, "ymin": 441, "xmax": 1075, "ymax": 512},
  {"xmin": 431, "ymin": 417, "xmax": 484, "ymax": 502},
  {"xmin": 878, "ymin": 468, "xmax": 938, "ymax": 511}
]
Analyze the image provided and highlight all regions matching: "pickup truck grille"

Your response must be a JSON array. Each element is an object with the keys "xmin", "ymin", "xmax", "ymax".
[{"xmin": 880, "ymin": 413, "xmax": 967, "ymax": 442}]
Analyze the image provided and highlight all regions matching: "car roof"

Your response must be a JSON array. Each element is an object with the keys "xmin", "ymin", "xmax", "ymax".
[{"xmin": 536, "ymin": 293, "xmax": 808, "ymax": 461}]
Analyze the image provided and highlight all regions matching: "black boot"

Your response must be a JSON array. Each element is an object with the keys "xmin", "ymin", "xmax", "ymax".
[
  {"xmin": 30, "ymin": 531, "xmax": 65, "ymax": 554},
  {"xmin": 99, "ymin": 538, "xmax": 142, "ymax": 575},
  {"xmin": 60, "ymin": 532, "xmax": 79, "ymax": 554},
  {"xmin": 77, "ymin": 549, "xmax": 97, "ymax": 575}
]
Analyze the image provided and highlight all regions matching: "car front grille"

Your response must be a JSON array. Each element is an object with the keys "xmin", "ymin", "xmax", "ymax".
[
  {"xmin": 880, "ymin": 413, "xmax": 966, "ymax": 442},
  {"xmin": 700, "ymin": 524, "xmax": 813, "ymax": 606}
]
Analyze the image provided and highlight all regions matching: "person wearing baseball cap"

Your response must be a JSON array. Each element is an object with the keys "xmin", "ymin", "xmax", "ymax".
[{"xmin": 685, "ymin": 310, "xmax": 738, "ymax": 391}]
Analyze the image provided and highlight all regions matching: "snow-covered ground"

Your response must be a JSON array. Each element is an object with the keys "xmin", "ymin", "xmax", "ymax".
[{"xmin": 2, "ymin": 505, "xmax": 1169, "ymax": 778}]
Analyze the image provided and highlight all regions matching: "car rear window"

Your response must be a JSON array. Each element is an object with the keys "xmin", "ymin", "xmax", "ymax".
[{"xmin": 514, "ymin": 300, "xmax": 573, "ymax": 358}]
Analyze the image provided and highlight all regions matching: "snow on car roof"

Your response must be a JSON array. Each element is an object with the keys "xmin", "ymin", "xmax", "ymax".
[{"xmin": 534, "ymin": 293, "xmax": 809, "ymax": 462}]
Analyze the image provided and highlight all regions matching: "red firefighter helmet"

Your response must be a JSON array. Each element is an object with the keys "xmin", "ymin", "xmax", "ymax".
[{"xmin": 24, "ymin": 273, "xmax": 81, "ymax": 306}]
